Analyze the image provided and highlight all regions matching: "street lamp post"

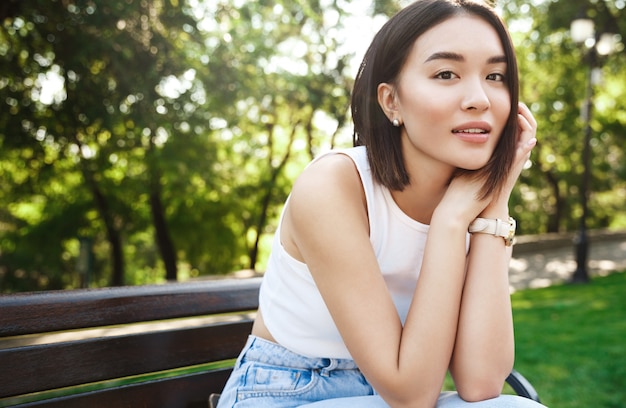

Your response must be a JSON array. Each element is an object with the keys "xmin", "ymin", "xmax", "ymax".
[{"xmin": 569, "ymin": 17, "xmax": 620, "ymax": 283}]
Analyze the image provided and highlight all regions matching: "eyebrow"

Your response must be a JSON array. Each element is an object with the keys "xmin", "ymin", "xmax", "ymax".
[{"xmin": 424, "ymin": 52, "xmax": 507, "ymax": 64}]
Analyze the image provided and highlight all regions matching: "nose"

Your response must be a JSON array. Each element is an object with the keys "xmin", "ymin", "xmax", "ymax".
[{"xmin": 461, "ymin": 79, "xmax": 490, "ymax": 111}]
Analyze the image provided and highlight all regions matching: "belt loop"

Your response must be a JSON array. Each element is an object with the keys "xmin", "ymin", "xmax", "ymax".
[{"xmin": 320, "ymin": 359, "xmax": 338, "ymax": 377}]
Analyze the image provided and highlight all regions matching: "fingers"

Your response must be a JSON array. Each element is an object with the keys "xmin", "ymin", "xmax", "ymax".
[
  {"xmin": 518, "ymin": 102, "xmax": 537, "ymax": 127},
  {"xmin": 518, "ymin": 103, "xmax": 537, "ymax": 138},
  {"xmin": 517, "ymin": 102, "xmax": 537, "ymax": 157}
]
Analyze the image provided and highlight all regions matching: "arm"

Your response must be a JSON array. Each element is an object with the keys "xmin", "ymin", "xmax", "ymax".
[
  {"xmin": 285, "ymin": 156, "xmax": 483, "ymax": 407},
  {"xmin": 449, "ymin": 103, "xmax": 538, "ymax": 400},
  {"xmin": 448, "ymin": 228, "xmax": 515, "ymax": 401}
]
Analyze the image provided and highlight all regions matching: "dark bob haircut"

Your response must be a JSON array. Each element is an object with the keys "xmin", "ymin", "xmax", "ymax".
[{"xmin": 351, "ymin": 0, "xmax": 519, "ymax": 198}]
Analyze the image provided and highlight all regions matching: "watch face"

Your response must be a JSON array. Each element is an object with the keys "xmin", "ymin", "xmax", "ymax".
[
  {"xmin": 506, "ymin": 217, "xmax": 516, "ymax": 246},
  {"xmin": 508, "ymin": 217, "xmax": 516, "ymax": 236}
]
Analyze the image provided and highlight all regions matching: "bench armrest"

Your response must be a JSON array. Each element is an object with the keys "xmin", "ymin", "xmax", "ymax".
[{"xmin": 506, "ymin": 369, "xmax": 541, "ymax": 403}]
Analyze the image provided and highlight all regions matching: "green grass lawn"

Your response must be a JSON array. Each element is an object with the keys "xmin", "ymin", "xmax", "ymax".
[{"xmin": 511, "ymin": 271, "xmax": 626, "ymax": 407}]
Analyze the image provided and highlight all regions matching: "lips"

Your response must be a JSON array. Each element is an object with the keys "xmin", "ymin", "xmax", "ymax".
[
  {"xmin": 452, "ymin": 123, "xmax": 491, "ymax": 143},
  {"xmin": 453, "ymin": 128, "xmax": 487, "ymax": 134}
]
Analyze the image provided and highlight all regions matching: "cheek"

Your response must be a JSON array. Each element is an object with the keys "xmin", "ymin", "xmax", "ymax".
[
  {"xmin": 493, "ymin": 90, "xmax": 512, "ymax": 117},
  {"xmin": 401, "ymin": 92, "xmax": 453, "ymax": 126},
  {"xmin": 496, "ymin": 101, "xmax": 512, "ymax": 132}
]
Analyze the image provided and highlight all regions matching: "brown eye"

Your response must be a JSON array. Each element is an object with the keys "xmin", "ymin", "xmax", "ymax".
[
  {"xmin": 486, "ymin": 73, "xmax": 505, "ymax": 81},
  {"xmin": 435, "ymin": 71, "xmax": 457, "ymax": 80}
]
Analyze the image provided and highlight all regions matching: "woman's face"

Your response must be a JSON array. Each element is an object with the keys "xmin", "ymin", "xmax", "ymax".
[{"xmin": 386, "ymin": 14, "xmax": 511, "ymax": 173}]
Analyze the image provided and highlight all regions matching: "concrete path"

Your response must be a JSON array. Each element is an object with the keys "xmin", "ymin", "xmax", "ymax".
[{"xmin": 509, "ymin": 230, "xmax": 626, "ymax": 292}]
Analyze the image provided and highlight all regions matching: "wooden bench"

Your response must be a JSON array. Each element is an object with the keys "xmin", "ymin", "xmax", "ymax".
[{"xmin": 0, "ymin": 278, "xmax": 540, "ymax": 407}]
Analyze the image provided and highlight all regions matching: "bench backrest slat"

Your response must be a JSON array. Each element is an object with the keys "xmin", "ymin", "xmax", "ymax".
[
  {"xmin": 0, "ymin": 321, "xmax": 252, "ymax": 399},
  {"xmin": 0, "ymin": 279, "xmax": 261, "ymax": 337}
]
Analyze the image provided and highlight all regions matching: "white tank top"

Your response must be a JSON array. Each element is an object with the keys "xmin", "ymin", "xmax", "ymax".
[{"xmin": 259, "ymin": 146, "xmax": 430, "ymax": 359}]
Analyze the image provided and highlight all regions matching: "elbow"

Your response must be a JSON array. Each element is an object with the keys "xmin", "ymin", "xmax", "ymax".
[
  {"xmin": 454, "ymin": 369, "xmax": 510, "ymax": 402},
  {"xmin": 456, "ymin": 380, "xmax": 502, "ymax": 402},
  {"xmin": 376, "ymin": 377, "xmax": 442, "ymax": 408},
  {"xmin": 452, "ymin": 352, "xmax": 514, "ymax": 402},
  {"xmin": 453, "ymin": 365, "xmax": 512, "ymax": 402}
]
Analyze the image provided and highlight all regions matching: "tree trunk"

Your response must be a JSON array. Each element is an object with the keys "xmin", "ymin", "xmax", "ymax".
[
  {"xmin": 248, "ymin": 122, "xmax": 298, "ymax": 270},
  {"xmin": 545, "ymin": 170, "xmax": 563, "ymax": 233},
  {"xmin": 248, "ymin": 181, "xmax": 274, "ymax": 270},
  {"xmin": 86, "ymin": 172, "xmax": 125, "ymax": 286},
  {"xmin": 149, "ymin": 174, "xmax": 178, "ymax": 281}
]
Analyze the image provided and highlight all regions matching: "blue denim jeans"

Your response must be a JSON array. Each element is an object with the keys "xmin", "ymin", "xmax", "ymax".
[
  {"xmin": 216, "ymin": 336, "xmax": 547, "ymax": 408},
  {"xmin": 216, "ymin": 336, "xmax": 375, "ymax": 408}
]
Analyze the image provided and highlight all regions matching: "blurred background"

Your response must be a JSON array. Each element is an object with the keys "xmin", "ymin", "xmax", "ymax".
[{"xmin": 0, "ymin": 0, "xmax": 624, "ymax": 291}]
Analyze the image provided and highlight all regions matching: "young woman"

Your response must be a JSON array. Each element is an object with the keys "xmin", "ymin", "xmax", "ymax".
[{"xmin": 217, "ymin": 0, "xmax": 545, "ymax": 407}]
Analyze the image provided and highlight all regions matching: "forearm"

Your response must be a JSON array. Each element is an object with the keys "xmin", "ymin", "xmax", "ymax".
[
  {"xmin": 449, "ymin": 229, "xmax": 515, "ymax": 401},
  {"xmin": 381, "ymin": 213, "xmax": 470, "ymax": 406},
  {"xmin": 384, "ymin": 214, "xmax": 515, "ymax": 405}
]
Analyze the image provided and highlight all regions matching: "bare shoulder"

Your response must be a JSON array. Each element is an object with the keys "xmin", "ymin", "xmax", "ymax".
[
  {"xmin": 295, "ymin": 153, "xmax": 363, "ymax": 198},
  {"xmin": 281, "ymin": 153, "xmax": 368, "ymax": 262},
  {"xmin": 290, "ymin": 153, "xmax": 366, "ymax": 220}
]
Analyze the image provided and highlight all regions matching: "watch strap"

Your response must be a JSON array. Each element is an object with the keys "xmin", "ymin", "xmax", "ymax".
[{"xmin": 468, "ymin": 217, "xmax": 516, "ymax": 246}]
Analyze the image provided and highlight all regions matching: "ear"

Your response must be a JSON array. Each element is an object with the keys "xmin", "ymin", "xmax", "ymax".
[{"xmin": 377, "ymin": 82, "xmax": 399, "ymax": 121}]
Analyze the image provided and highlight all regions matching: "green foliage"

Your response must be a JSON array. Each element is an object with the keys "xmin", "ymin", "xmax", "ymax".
[
  {"xmin": 195, "ymin": 0, "xmax": 359, "ymax": 269},
  {"xmin": 0, "ymin": 0, "xmax": 364, "ymax": 290},
  {"xmin": 0, "ymin": 0, "xmax": 234, "ymax": 289},
  {"xmin": 503, "ymin": 0, "xmax": 626, "ymax": 234},
  {"xmin": 1, "ymin": 0, "xmax": 625, "ymax": 291}
]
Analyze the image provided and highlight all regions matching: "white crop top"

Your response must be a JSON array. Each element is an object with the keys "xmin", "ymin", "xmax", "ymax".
[{"xmin": 259, "ymin": 146, "xmax": 430, "ymax": 359}]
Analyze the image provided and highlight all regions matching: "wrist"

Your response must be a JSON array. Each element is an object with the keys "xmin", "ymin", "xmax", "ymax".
[
  {"xmin": 433, "ymin": 199, "xmax": 484, "ymax": 228},
  {"xmin": 479, "ymin": 203, "xmax": 509, "ymax": 220},
  {"xmin": 431, "ymin": 209, "xmax": 473, "ymax": 235}
]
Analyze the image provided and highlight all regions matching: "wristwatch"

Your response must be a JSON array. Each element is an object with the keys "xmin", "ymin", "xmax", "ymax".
[{"xmin": 468, "ymin": 217, "xmax": 516, "ymax": 246}]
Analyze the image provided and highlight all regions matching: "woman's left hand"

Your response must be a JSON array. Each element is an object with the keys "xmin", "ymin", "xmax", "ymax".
[
  {"xmin": 512, "ymin": 102, "xmax": 537, "ymax": 183},
  {"xmin": 484, "ymin": 102, "xmax": 537, "ymax": 214}
]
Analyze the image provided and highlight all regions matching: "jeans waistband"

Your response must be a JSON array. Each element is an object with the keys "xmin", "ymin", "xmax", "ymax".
[{"xmin": 241, "ymin": 335, "xmax": 360, "ymax": 373}]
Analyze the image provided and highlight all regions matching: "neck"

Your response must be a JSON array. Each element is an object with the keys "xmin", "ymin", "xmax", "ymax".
[
  {"xmin": 391, "ymin": 140, "xmax": 455, "ymax": 224},
  {"xmin": 391, "ymin": 169, "xmax": 452, "ymax": 225}
]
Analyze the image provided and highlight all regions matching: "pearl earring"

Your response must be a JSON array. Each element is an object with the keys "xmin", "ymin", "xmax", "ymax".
[{"xmin": 392, "ymin": 119, "xmax": 400, "ymax": 127}]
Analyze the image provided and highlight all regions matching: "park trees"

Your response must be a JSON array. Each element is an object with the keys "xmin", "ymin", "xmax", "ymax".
[
  {"xmin": 0, "ymin": 0, "xmax": 624, "ymax": 292},
  {"xmin": 502, "ymin": 0, "xmax": 626, "ymax": 234},
  {"xmin": 0, "ymin": 0, "xmax": 379, "ymax": 290},
  {"xmin": 0, "ymin": 0, "xmax": 225, "ymax": 289}
]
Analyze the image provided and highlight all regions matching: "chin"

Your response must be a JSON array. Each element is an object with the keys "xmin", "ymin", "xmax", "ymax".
[{"xmin": 458, "ymin": 161, "xmax": 490, "ymax": 171}]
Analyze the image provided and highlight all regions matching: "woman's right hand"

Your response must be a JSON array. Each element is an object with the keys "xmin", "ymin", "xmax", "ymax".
[{"xmin": 436, "ymin": 172, "xmax": 493, "ymax": 227}]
